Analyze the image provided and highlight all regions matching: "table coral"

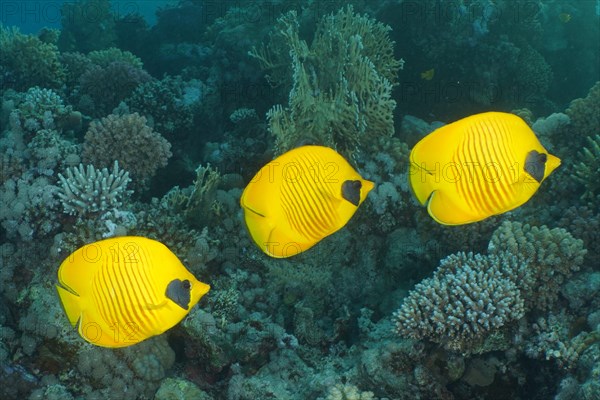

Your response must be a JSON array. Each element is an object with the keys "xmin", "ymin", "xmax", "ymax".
[{"xmin": 81, "ymin": 113, "xmax": 172, "ymax": 187}]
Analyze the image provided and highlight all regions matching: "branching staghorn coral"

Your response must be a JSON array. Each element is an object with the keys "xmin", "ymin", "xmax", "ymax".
[
  {"xmin": 525, "ymin": 311, "xmax": 600, "ymax": 370},
  {"xmin": 253, "ymin": 6, "xmax": 402, "ymax": 155},
  {"xmin": 56, "ymin": 161, "xmax": 132, "ymax": 216}
]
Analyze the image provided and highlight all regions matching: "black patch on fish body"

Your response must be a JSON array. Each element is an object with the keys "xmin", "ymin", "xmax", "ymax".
[
  {"xmin": 342, "ymin": 180, "xmax": 362, "ymax": 206},
  {"xmin": 525, "ymin": 150, "xmax": 547, "ymax": 183},
  {"xmin": 166, "ymin": 279, "xmax": 192, "ymax": 310}
]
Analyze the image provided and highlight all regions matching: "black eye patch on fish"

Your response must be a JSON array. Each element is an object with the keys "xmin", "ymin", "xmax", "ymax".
[
  {"xmin": 525, "ymin": 150, "xmax": 547, "ymax": 183},
  {"xmin": 166, "ymin": 279, "xmax": 192, "ymax": 310},
  {"xmin": 342, "ymin": 180, "xmax": 362, "ymax": 206}
]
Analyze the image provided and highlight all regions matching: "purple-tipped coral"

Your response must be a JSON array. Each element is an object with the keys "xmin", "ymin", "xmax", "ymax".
[{"xmin": 82, "ymin": 113, "xmax": 172, "ymax": 187}]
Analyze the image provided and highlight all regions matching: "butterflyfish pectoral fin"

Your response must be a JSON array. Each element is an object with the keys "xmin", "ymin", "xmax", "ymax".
[{"xmin": 56, "ymin": 285, "xmax": 82, "ymax": 327}]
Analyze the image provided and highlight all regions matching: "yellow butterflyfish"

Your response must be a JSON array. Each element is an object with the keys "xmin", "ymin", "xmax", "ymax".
[
  {"xmin": 558, "ymin": 13, "xmax": 571, "ymax": 23},
  {"xmin": 56, "ymin": 237, "xmax": 210, "ymax": 348},
  {"xmin": 240, "ymin": 145, "xmax": 374, "ymax": 258},
  {"xmin": 409, "ymin": 112, "xmax": 560, "ymax": 225},
  {"xmin": 421, "ymin": 68, "xmax": 435, "ymax": 80}
]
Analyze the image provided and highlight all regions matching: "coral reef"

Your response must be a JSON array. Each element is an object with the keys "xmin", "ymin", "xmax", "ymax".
[
  {"xmin": 488, "ymin": 221, "xmax": 587, "ymax": 311},
  {"xmin": 57, "ymin": 0, "xmax": 116, "ymax": 53},
  {"xmin": 393, "ymin": 252, "xmax": 525, "ymax": 353},
  {"xmin": 0, "ymin": 2, "xmax": 598, "ymax": 400},
  {"xmin": 78, "ymin": 61, "xmax": 153, "ymax": 117},
  {"xmin": 56, "ymin": 161, "xmax": 132, "ymax": 216},
  {"xmin": 81, "ymin": 113, "xmax": 172, "ymax": 187},
  {"xmin": 0, "ymin": 27, "xmax": 65, "ymax": 92},
  {"xmin": 573, "ymin": 134, "xmax": 600, "ymax": 201},
  {"xmin": 255, "ymin": 6, "xmax": 402, "ymax": 155}
]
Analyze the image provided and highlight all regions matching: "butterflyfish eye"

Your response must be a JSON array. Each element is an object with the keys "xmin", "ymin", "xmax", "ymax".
[
  {"xmin": 525, "ymin": 150, "xmax": 547, "ymax": 183},
  {"xmin": 166, "ymin": 279, "xmax": 192, "ymax": 310},
  {"xmin": 342, "ymin": 179, "xmax": 362, "ymax": 206}
]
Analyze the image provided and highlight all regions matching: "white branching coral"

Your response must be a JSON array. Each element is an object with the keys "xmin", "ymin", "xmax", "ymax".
[
  {"xmin": 393, "ymin": 252, "xmax": 525, "ymax": 353},
  {"xmin": 56, "ymin": 161, "xmax": 132, "ymax": 215},
  {"xmin": 323, "ymin": 383, "xmax": 377, "ymax": 400}
]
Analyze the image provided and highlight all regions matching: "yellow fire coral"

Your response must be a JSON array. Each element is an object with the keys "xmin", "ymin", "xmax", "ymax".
[{"xmin": 251, "ymin": 6, "xmax": 402, "ymax": 156}]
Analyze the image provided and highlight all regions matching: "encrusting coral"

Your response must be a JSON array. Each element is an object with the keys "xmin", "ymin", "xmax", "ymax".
[
  {"xmin": 252, "ymin": 6, "xmax": 402, "ymax": 155},
  {"xmin": 81, "ymin": 112, "xmax": 172, "ymax": 187}
]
